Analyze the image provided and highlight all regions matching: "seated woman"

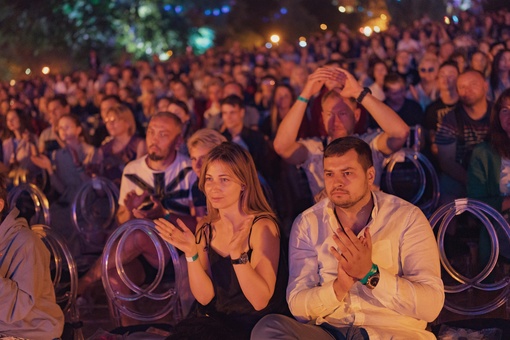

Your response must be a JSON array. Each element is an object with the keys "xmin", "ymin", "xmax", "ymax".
[
  {"xmin": 2, "ymin": 108, "xmax": 39, "ymax": 185},
  {"xmin": 154, "ymin": 142, "xmax": 289, "ymax": 340},
  {"xmin": 31, "ymin": 114, "xmax": 102, "ymax": 257},
  {"xmin": 186, "ymin": 128, "xmax": 226, "ymax": 219},
  {"xmin": 468, "ymin": 88, "xmax": 510, "ymax": 262},
  {"xmin": 101, "ymin": 104, "xmax": 146, "ymax": 185}
]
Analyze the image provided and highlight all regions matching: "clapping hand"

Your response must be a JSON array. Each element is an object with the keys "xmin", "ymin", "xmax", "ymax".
[
  {"xmin": 330, "ymin": 227, "xmax": 373, "ymax": 281},
  {"xmin": 154, "ymin": 218, "xmax": 197, "ymax": 257},
  {"xmin": 228, "ymin": 215, "xmax": 254, "ymax": 258}
]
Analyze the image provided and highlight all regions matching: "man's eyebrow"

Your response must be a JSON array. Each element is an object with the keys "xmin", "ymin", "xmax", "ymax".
[{"xmin": 324, "ymin": 166, "xmax": 355, "ymax": 172}]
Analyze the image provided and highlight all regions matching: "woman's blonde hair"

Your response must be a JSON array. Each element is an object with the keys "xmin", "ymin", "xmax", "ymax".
[
  {"xmin": 106, "ymin": 104, "xmax": 136, "ymax": 136},
  {"xmin": 187, "ymin": 128, "xmax": 227, "ymax": 152},
  {"xmin": 198, "ymin": 142, "xmax": 275, "ymax": 223}
]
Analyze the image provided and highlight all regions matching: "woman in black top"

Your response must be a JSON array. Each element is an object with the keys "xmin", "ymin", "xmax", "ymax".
[{"xmin": 155, "ymin": 142, "xmax": 288, "ymax": 339}]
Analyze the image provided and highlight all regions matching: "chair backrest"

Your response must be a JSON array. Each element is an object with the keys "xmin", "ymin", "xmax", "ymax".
[
  {"xmin": 71, "ymin": 176, "xmax": 119, "ymax": 249},
  {"xmin": 8, "ymin": 183, "xmax": 51, "ymax": 225},
  {"xmin": 382, "ymin": 144, "xmax": 440, "ymax": 216},
  {"xmin": 429, "ymin": 198, "xmax": 510, "ymax": 316},
  {"xmin": 101, "ymin": 218, "xmax": 183, "ymax": 326},
  {"xmin": 31, "ymin": 224, "xmax": 79, "ymax": 315}
]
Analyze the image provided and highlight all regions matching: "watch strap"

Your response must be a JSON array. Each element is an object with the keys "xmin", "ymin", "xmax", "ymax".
[
  {"xmin": 359, "ymin": 263, "xmax": 378, "ymax": 285},
  {"xmin": 356, "ymin": 87, "xmax": 372, "ymax": 104}
]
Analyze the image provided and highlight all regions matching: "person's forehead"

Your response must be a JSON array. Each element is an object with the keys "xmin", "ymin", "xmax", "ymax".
[
  {"xmin": 324, "ymin": 151, "xmax": 361, "ymax": 167},
  {"xmin": 148, "ymin": 117, "xmax": 177, "ymax": 131},
  {"xmin": 221, "ymin": 103, "xmax": 241, "ymax": 111},
  {"xmin": 458, "ymin": 72, "xmax": 483, "ymax": 84}
]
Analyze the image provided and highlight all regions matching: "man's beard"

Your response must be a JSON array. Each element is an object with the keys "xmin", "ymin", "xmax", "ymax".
[{"xmin": 148, "ymin": 152, "xmax": 164, "ymax": 161}]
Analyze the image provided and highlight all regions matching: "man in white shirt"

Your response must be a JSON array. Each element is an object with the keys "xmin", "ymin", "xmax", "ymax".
[
  {"xmin": 273, "ymin": 67, "xmax": 409, "ymax": 197},
  {"xmin": 252, "ymin": 136, "xmax": 444, "ymax": 339}
]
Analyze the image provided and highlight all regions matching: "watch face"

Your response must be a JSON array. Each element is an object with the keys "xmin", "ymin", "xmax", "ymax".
[{"xmin": 367, "ymin": 274, "xmax": 380, "ymax": 289}]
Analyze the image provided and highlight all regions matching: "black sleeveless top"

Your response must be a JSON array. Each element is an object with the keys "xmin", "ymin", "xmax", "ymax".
[{"xmin": 194, "ymin": 214, "xmax": 289, "ymax": 336}]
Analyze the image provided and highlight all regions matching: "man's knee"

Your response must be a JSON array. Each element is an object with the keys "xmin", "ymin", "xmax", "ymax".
[{"xmin": 251, "ymin": 314, "xmax": 294, "ymax": 339}]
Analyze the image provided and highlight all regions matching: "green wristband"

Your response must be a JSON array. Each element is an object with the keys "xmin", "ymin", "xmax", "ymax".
[
  {"xmin": 297, "ymin": 96, "xmax": 309, "ymax": 103},
  {"xmin": 359, "ymin": 263, "xmax": 378, "ymax": 285},
  {"xmin": 186, "ymin": 253, "xmax": 199, "ymax": 263}
]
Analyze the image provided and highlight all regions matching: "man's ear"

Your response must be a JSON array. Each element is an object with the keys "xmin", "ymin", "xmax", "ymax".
[
  {"xmin": 0, "ymin": 199, "xmax": 5, "ymax": 214},
  {"xmin": 367, "ymin": 166, "xmax": 375, "ymax": 186}
]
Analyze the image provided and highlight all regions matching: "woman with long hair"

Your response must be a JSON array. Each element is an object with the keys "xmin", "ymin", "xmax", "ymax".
[
  {"xmin": 2, "ymin": 109, "xmax": 38, "ymax": 183},
  {"xmin": 468, "ymin": 87, "xmax": 510, "ymax": 215},
  {"xmin": 101, "ymin": 104, "xmax": 146, "ymax": 185},
  {"xmin": 488, "ymin": 49, "xmax": 510, "ymax": 101},
  {"xmin": 31, "ymin": 114, "xmax": 102, "ymax": 256},
  {"xmin": 468, "ymin": 88, "xmax": 510, "ymax": 264},
  {"xmin": 154, "ymin": 142, "xmax": 288, "ymax": 339}
]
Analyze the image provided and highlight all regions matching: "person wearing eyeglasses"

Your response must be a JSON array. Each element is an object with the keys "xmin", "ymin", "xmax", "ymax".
[{"xmin": 408, "ymin": 54, "xmax": 440, "ymax": 111}]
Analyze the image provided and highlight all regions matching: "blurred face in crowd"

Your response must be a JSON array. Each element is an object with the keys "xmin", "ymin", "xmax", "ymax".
[
  {"xmin": 321, "ymin": 96, "xmax": 358, "ymax": 140},
  {"xmin": 189, "ymin": 144, "xmax": 212, "ymax": 177},
  {"xmin": 373, "ymin": 62, "xmax": 388, "ymax": 85},
  {"xmin": 105, "ymin": 110, "xmax": 129, "ymax": 138},
  {"xmin": 6, "ymin": 110, "xmax": 21, "ymax": 132},
  {"xmin": 100, "ymin": 98, "xmax": 119, "ymax": 122},
  {"xmin": 498, "ymin": 51, "xmax": 510, "ymax": 73},
  {"xmin": 57, "ymin": 116, "xmax": 81, "ymax": 143},
  {"xmin": 157, "ymin": 98, "xmax": 171, "ymax": 113},
  {"xmin": 437, "ymin": 65, "xmax": 459, "ymax": 92},
  {"xmin": 208, "ymin": 84, "xmax": 223, "ymax": 103},
  {"xmin": 171, "ymin": 82, "xmax": 188, "ymax": 101},
  {"xmin": 222, "ymin": 83, "xmax": 243, "ymax": 99},
  {"xmin": 418, "ymin": 60, "xmax": 438, "ymax": 83},
  {"xmin": 47, "ymin": 100, "xmax": 68, "ymax": 126},
  {"xmin": 167, "ymin": 103, "xmax": 190, "ymax": 123},
  {"xmin": 384, "ymin": 80, "xmax": 406, "ymax": 107},
  {"xmin": 146, "ymin": 116, "xmax": 181, "ymax": 161},
  {"xmin": 104, "ymin": 81, "xmax": 119, "ymax": 96},
  {"xmin": 274, "ymin": 86, "xmax": 293, "ymax": 113},
  {"xmin": 456, "ymin": 71, "xmax": 487, "ymax": 107},
  {"xmin": 221, "ymin": 103, "xmax": 244, "ymax": 131},
  {"xmin": 500, "ymin": 98, "xmax": 510, "ymax": 138},
  {"xmin": 471, "ymin": 52, "xmax": 489, "ymax": 74}
]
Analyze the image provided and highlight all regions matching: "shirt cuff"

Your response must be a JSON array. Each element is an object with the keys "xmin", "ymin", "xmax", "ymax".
[{"xmin": 316, "ymin": 280, "xmax": 343, "ymax": 309}]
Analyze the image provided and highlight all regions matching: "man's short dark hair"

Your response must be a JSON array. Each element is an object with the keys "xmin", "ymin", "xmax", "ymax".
[
  {"xmin": 439, "ymin": 60, "xmax": 459, "ymax": 73},
  {"xmin": 148, "ymin": 111, "xmax": 183, "ymax": 130},
  {"xmin": 383, "ymin": 73, "xmax": 405, "ymax": 91},
  {"xmin": 324, "ymin": 136, "xmax": 373, "ymax": 171},
  {"xmin": 101, "ymin": 94, "xmax": 121, "ymax": 104},
  {"xmin": 220, "ymin": 94, "xmax": 245, "ymax": 109},
  {"xmin": 49, "ymin": 94, "xmax": 69, "ymax": 108}
]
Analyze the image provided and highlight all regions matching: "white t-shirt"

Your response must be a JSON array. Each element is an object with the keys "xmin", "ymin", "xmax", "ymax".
[
  {"xmin": 118, "ymin": 153, "xmax": 197, "ymax": 215},
  {"xmin": 299, "ymin": 131, "xmax": 386, "ymax": 197}
]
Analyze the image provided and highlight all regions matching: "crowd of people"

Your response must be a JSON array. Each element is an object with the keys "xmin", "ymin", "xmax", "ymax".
[{"xmin": 1, "ymin": 7, "xmax": 510, "ymax": 339}]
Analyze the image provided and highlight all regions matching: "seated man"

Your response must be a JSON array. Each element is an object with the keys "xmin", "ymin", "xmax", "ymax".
[
  {"xmin": 0, "ymin": 174, "xmax": 64, "ymax": 339},
  {"xmin": 273, "ymin": 67, "xmax": 409, "ymax": 198},
  {"xmin": 253, "ymin": 136, "xmax": 444, "ymax": 339},
  {"xmin": 78, "ymin": 112, "xmax": 197, "ymax": 321}
]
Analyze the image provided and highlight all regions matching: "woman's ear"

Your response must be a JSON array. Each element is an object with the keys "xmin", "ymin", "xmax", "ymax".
[{"xmin": 0, "ymin": 199, "xmax": 5, "ymax": 214}]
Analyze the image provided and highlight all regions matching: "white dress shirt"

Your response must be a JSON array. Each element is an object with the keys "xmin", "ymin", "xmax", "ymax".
[{"xmin": 287, "ymin": 191, "xmax": 444, "ymax": 340}]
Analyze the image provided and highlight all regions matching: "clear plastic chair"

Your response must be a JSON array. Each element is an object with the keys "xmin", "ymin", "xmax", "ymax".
[
  {"xmin": 382, "ymin": 125, "xmax": 440, "ymax": 216},
  {"xmin": 31, "ymin": 224, "xmax": 83, "ymax": 340},
  {"xmin": 8, "ymin": 183, "xmax": 51, "ymax": 225},
  {"xmin": 101, "ymin": 218, "xmax": 184, "ymax": 327},
  {"xmin": 71, "ymin": 175, "xmax": 119, "ymax": 250},
  {"xmin": 429, "ymin": 198, "xmax": 510, "ymax": 315}
]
